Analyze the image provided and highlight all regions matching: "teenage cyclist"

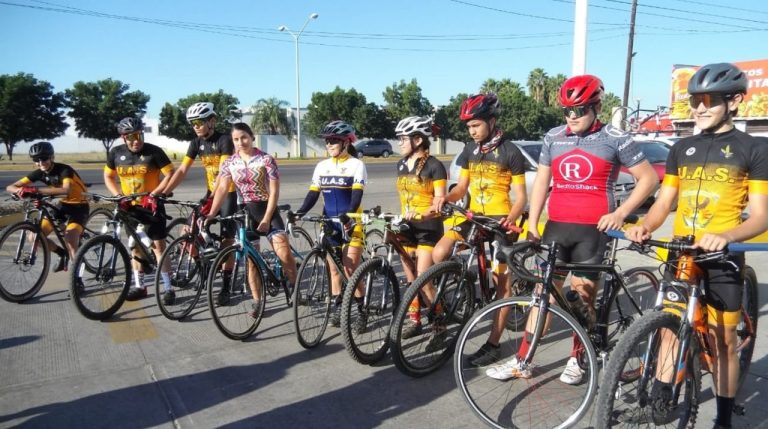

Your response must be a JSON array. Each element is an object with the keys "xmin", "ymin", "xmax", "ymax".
[
  {"xmin": 393, "ymin": 116, "xmax": 447, "ymax": 337},
  {"xmin": 161, "ymin": 102, "xmax": 237, "ymax": 305},
  {"xmin": 205, "ymin": 123, "xmax": 297, "ymax": 319},
  {"xmin": 484, "ymin": 74, "xmax": 658, "ymax": 383},
  {"xmin": 6, "ymin": 142, "xmax": 89, "ymax": 273},
  {"xmin": 625, "ymin": 63, "xmax": 768, "ymax": 429},
  {"xmin": 105, "ymin": 117, "xmax": 175, "ymax": 302},
  {"xmin": 431, "ymin": 93, "xmax": 527, "ymax": 360},
  {"xmin": 294, "ymin": 120, "xmax": 367, "ymax": 328}
]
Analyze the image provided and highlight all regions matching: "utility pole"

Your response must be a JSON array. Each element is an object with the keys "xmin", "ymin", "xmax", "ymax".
[
  {"xmin": 622, "ymin": 0, "xmax": 638, "ymax": 112},
  {"xmin": 572, "ymin": 0, "xmax": 588, "ymax": 75}
]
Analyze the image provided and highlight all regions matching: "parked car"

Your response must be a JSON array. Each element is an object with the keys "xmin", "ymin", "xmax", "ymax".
[
  {"xmin": 621, "ymin": 139, "xmax": 673, "ymax": 208},
  {"xmin": 354, "ymin": 139, "xmax": 393, "ymax": 158},
  {"xmin": 634, "ymin": 134, "xmax": 681, "ymax": 147}
]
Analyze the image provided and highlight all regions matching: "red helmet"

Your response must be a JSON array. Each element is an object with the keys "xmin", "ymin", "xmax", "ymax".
[
  {"xmin": 558, "ymin": 75, "xmax": 604, "ymax": 107},
  {"xmin": 459, "ymin": 93, "xmax": 500, "ymax": 121}
]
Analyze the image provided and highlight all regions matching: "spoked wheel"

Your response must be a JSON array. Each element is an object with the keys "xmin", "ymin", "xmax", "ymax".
[
  {"xmin": 167, "ymin": 217, "xmax": 187, "ymax": 242},
  {"xmin": 207, "ymin": 245, "xmax": 262, "ymax": 340},
  {"xmin": 0, "ymin": 222, "xmax": 49, "ymax": 302},
  {"xmin": 292, "ymin": 249, "xmax": 332, "ymax": 349},
  {"xmin": 340, "ymin": 257, "xmax": 400, "ymax": 365},
  {"xmin": 454, "ymin": 298, "xmax": 598, "ymax": 429},
  {"xmin": 289, "ymin": 226, "xmax": 314, "ymax": 265},
  {"xmin": 155, "ymin": 235, "xmax": 205, "ymax": 320},
  {"xmin": 70, "ymin": 235, "xmax": 131, "ymax": 320},
  {"xmin": 736, "ymin": 266, "xmax": 758, "ymax": 389},
  {"xmin": 606, "ymin": 268, "xmax": 660, "ymax": 346},
  {"xmin": 82, "ymin": 208, "xmax": 113, "ymax": 243},
  {"xmin": 389, "ymin": 260, "xmax": 475, "ymax": 377}
]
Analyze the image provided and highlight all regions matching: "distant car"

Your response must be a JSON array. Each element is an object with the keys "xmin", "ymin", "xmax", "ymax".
[
  {"xmin": 634, "ymin": 134, "xmax": 681, "ymax": 147},
  {"xmin": 621, "ymin": 140, "xmax": 673, "ymax": 208},
  {"xmin": 354, "ymin": 140, "xmax": 393, "ymax": 158}
]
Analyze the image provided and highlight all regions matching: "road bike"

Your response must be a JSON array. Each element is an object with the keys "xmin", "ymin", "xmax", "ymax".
[
  {"xmin": 613, "ymin": 105, "xmax": 676, "ymax": 134},
  {"xmin": 595, "ymin": 232, "xmax": 766, "ymax": 429},
  {"xmin": 453, "ymin": 219, "xmax": 660, "ymax": 428}
]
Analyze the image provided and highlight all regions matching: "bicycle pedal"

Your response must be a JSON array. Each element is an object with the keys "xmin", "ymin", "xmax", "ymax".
[{"xmin": 733, "ymin": 403, "xmax": 746, "ymax": 416}]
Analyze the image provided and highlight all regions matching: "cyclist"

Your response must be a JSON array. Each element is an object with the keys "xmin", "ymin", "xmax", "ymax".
[
  {"xmin": 431, "ymin": 93, "xmax": 527, "ymax": 359},
  {"xmin": 105, "ymin": 117, "xmax": 175, "ymax": 302},
  {"xmin": 294, "ymin": 120, "xmax": 367, "ymax": 327},
  {"xmin": 161, "ymin": 102, "xmax": 236, "ymax": 305},
  {"xmin": 625, "ymin": 63, "xmax": 768, "ymax": 429},
  {"xmin": 393, "ymin": 116, "xmax": 447, "ymax": 338},
  {"xmin": 6, "ymin": 142, "xmax": 89, "ymax": 272},
  {"xmin": 204, "ymin": 123, "xmax": 297, "ymax": 319},
  {"xmin": 484, "ymin": 74, "xmax": 657, "ymax": 383}
]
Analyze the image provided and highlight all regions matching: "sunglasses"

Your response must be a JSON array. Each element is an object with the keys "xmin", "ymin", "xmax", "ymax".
[
  {"xmin": 123, "ymin": 132, "xmax": 142, "ymax": 143},
  {"xmin": 32, "ymin": 156, "xmax": 51, "ymax": 163},
  {"xmin": 688, "ymin": 93, "xmax": 732, "ymax": 109},
  {"xmin": 325, "ymin": 138, "xmax": 344, "ymax": 145},
  {"xmin": 190, "ymin": 119, "xmax": 208, "ymax": 127},
  {"xmin": 562, "ymin": 104, "xmax": 594, "ymax": 118}
]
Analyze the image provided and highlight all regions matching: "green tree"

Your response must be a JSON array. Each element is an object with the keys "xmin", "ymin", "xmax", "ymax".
[
  {"xmin": 480, "ymin": 78, "xmax": 522, "ymax": 95},
  {"xmin": 250, "ymin": 97, "xmax": 293, "ymax": 137},
  {"xmin": 303, "ymin": 87, "xmax": 376, "ymax": 139},
  {"xmin": 545, "ymin": 73, "xmax": 568, "ymax": 107},
  {"xmin": 159, "ymin": 90, "xmax": 241, "ymax": 142},
  {"xmin": 599, "ymin": 91, "xmax": 622, "ymax": 125},
  {"xmin": 527, "ymin": 68, "xmax": 548, "ymax": 104},
  {"xmin": 353, "ymin": 102, "xmax": 391, "ymax": 139},
  {"xmin": 382, "ymin": 78, "xmax": 433, "ymax": 123},
  {"xmin": 65, "ymin": 79, "xmax": 150, "ymax": 157},
  {"xmin": 434, "ymin": 94, "xmax": 469, "ymax": 143},
  {"xmin": 0, "ymin": 73, "xmax": 68, "ymax": 160}
]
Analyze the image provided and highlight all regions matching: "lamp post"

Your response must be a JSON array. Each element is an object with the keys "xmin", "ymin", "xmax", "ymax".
[{"xmin": 279, "ymin": 12, "xmax": 319, "ymax": 158}]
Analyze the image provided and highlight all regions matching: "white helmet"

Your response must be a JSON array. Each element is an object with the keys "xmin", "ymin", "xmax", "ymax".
[
  {"xmin": 186, "ymin": 102, "xmax": 217, "ymax": 122},
  {"xmin": 395, "ymin": 116, "xmax": 433, "ymax": 137}
]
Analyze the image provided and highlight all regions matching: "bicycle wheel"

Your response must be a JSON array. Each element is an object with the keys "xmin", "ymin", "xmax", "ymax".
[
  {"xmin": 70, "ymin": 235, "xmax": 131, "ymax": 320},
  {"xmin": 0, "ymin": 222, "xmax": 49, "ymax": 302},
  {"xmin": 292, "ymin": 248, "xmax": 332, "ymax": 348},
  {"xmin": 207, "ymin": 245, "xmax": 261, "ymax": 340},
  {"xmin": 595, "ymin": 311, "xmax": 701, "ymax": 429},
  {"xmin": 606, "ymin": 267, "xmax": 660, "ymax": 346},
  {"xmin": 82, "ymin": 208, "xmax": 112, "ymax": 242},
  {"xmin": 736, "ymin": 266, "xmax": 758, "ymax": 389},
  {"xmin": 340, "ymin": 257, "xmax": 400, "ymax": 365},
  {"xmin": 167, "ymin": 217, "xmax": 187, "ymax": 241},
  {"xmin": 155, "ymin": 235, "xmax": 204, "ymax": 320},
  {"xmin": 389, "ymin": 260, "xmax": 475, "ymax": 377},
  {"xmin": 454, "ymin": 298, "xmax": 598, "ymax": 429},
  {"xmin": 289, "ymin": 226, "xmax": 314, "ymax": 264}
]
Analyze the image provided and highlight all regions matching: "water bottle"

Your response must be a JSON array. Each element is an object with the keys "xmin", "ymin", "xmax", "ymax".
[
  {"xmin": 566, "ymin": 290, "xmax": 595, "ymax": 329},
  {"xmin": 137, "ymin": 224, "xmax": 152, "ymax": 248}
]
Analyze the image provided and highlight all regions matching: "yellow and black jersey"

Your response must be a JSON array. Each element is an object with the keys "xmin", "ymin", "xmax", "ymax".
[
  {"xmin": 456, "ymin": 140, "xmax": 526, "ymax": 216},
  {"xmin": 20, "ymin": 163, "xmax": 87, "ymax": 204},
  {"xmin": 663, "ymin": 129, "xmax": 768, "ymax": 239},
  {"xmin": 396, "ymin": 156, "xmax": 446, "ymax": 215},
  {"xmin": 181, "ymin": 131, "xmax": 234, "ymax": 193},
  {"xmin": 105, "ymin": 143, "xmax": 173, "ymax": 196}
]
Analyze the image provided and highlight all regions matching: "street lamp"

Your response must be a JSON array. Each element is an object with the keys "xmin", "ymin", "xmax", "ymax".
[{"xmin": 279, "ymin": 12, "xmax": 319, "ymax": 158}]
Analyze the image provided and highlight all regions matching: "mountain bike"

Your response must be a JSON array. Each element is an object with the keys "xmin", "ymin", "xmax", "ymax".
[
  {"xmin": 0, "ymin": 193, "xmax": 111, "ymax": 302},
  {"xmin": 453, "ymin": 219, "xmax": 660, "ymax": 429},
  {"xmin": 595, "ymin": 232, "xmax": 767, "ymax": 429},
  {"xmin": 205, "ymin": 205, "xmax": 313, "ymax": 340},
  {"xmin": 388, "ymin": 203, "xmax": 529, "ymax": 378}
]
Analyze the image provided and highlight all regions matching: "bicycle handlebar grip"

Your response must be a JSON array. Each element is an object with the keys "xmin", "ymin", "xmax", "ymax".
[
  {"xmin": 728, "ymin": 242, "xmax": 768, "ymax": 252},
  {"xmin": 498, "ymin": 241, "xmax": 542, "ymax": 284},
  {"xmin": 606, "ymin": 229, "xmax": 625, "ymax": 239}
]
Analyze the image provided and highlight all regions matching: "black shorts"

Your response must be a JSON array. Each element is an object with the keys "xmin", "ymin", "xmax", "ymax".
[
  {"xmin": 244, "ymin": 201, "xmax": 286, "ymax": 239},
  {"xmin": 542, "ymin": 220, "xmax": 608, "ymax": 280},
  {"xmin": 219, "ymin": 192, "xmax": 237, "ymax": 239},
  {"xmin": 398, "ymin": 219, "xmax": 443, "ymax": 249},
  {"xmin": 127, "ymin": 204, "xmax": 167, "ymax": 241},
  {"xmin": 448, "ymin": 216, "xmax": 519, "ymax": 262},
  {"xmin": 666, "ymin": 250, "xmax": 745, "ymax": 312},
  {"xmin": 56, "ymin": 203, "xmax": 89, "ymax": 229}
]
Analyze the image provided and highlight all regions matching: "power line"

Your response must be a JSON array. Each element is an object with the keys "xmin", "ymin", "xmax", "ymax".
[
  {"xmin": 601, "ymin": 0, "xmax": 768, "ymax": 27},
  {"xmin": 666, "ymin": 0, "xmax": 768, "ymax": 16}
]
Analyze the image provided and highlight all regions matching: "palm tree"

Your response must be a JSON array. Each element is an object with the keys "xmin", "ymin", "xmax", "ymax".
[
  {"xmin": 480, "ymin": 78, "xmax": 521, "ymax": 95},
  {"xmin": 545, "ymin": 73, "xmax": 568, "ymax": 107},
  {"xmin": 250, "ymin": 97, "xmax": 293, "ymax": 137},
  {"xmin": 527, "ymin": 68, "xmax": 548, "ymax": 103}
]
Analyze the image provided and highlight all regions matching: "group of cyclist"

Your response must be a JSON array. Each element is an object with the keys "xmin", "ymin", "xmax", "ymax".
[{"xmin": 8, "ymin": 61, "xmax": 767, "ymax": 429}]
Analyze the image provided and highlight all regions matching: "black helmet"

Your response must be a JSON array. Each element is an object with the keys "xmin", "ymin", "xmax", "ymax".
[
  {"xmin": 29, "ymin": 142, "xmax": 54, "ymax": 158},
  {"xmin": 117, "ymin": 117, "xmax": 144, "ymax": 135},
  {"xmin": 688, "ymin": 63, "xmax": 748, "ymax": 95}
]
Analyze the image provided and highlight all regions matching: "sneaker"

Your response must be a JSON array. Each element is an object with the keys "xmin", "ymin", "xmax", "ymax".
[
  {"xmin": 248, "ymin": 301, "xmax": 262, "ymax": 319},
  {"xmin": 352, "ymin": 312, "xmax": 367, "ymax": 335},
  {"xmin": 162, "ymin": 290, "xmax": 176, "ymax": 306},
  {"xmin": 125, "ymin": 287, "xmax": 148, "ymax": 301},
  {"xmin": 425, "ymin": 328, "xmax": 448, "ymax": 353},
  {"xmin": 53, "ymin": 254, "xmax": 68, "ymax": 273},
  {"xmin": 560, "ymin": 356, "xmax": 585, "ymax": 385},
  {"xmin": 401, "ymin": 319, "xmax": 423, "ymax": 339},
  {"xmin": 330, "ymin": 305, "xmax": 342, "ymax": 327},
  {"xmin": 469, "ymin": 343, "xmax": 501, "ymax": 367},
  {"xmin": 216, "ymin": 290, "xmax": 230, "ymax": 306},
  {"xmin": 486, "ymin": 356, "xmax": 532, "ymax": 380}
]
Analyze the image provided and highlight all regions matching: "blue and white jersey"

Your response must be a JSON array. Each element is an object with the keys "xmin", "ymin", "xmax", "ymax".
[{"xmin": 308, "ymin": 155, "xmax": 367, "ymax": 216}]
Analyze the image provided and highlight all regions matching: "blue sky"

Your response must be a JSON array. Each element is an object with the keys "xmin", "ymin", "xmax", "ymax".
[{"xmin": 2, "ymin": 0, "xmax": 767, "ymax": 119}]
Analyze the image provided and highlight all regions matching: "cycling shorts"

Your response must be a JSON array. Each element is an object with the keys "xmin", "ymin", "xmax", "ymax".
[
  {"xmin": 542, "ymin": 220, "xmax": 608, "ymax": 281},
  {"xmin": 128, "ymin": 204, "xmax": 167, "ymax": 241},
  {"xmin": 399, "ymin": 219, "xmax": 443, "ymax": 251},
  {"xmin": 218, "ymin": 192, "xmax": 238, "ymax": 239},
  {"xmin": 243, "ymin": 201, "xmax": 287, "ymax": 240},
  {"xmin": 42, "ymin": 202, "xmax": 89, "ymax": 234},
  {"xmin": 666, "ymin": 250, "xmax": 745, "ymax": 314},
  {"xmin": 325, "ymin": 221, "xmax": 364, "ymax": 249}
]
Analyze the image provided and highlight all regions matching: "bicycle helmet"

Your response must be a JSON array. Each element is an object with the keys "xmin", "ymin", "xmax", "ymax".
[
  {"xmin": 459, "ymin": 94, "xmax": 500, "ymax": 121},
  {"xmin": 186, "ymin": 102, "xmax": 217, "ymax": 122},
  {"xmin": 116, "ymin": 117, "xmax": 144, "ymax": 135},
  {"xmin": 687, "ymin": 63, "xmax": 747, "ymax": 95},
  {"xmin": 395, "ymin": 116, "xmax": 434, "ymax": 137},
  {"xmin": 319, "ymin": 120, "xmax": 357, "ymax": 143},
  {"xmin": 558, "ymin": 75, "xmax": 604, "ymax": 107},
  {"xmin": 29, "ymin": 141, "xmax": 54, "ymax": 158}
]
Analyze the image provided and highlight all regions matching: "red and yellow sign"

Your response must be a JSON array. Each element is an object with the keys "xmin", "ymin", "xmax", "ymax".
[{"xmin": 670, "ymin": 59, "xmax": 768, "ymax": 120}]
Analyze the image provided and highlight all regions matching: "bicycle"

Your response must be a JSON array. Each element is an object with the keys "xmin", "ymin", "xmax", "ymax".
[
  {"xmin": 388, "ymin": 203, "xmax": 530, "ymax": 378},
  {"xmin": 595, "ymin": 232, "xmax": 767, "ymax": 429},
  {"xmin": 613, "ymin": 105, "xmax": 676, "ymax": 134},
  {"xmin": 452, "ymin": 219, "xmax": 660, "ymax": 429},
  {"xmin": 205, "ymin": 204, "xmax": 313, "ymax": 340},
  {"xmin": 0, "ymin": 193, "xmax": 111, "ymax": 303}
]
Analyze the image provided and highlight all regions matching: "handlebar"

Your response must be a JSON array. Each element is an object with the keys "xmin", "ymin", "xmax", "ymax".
[
  {"xmin": 442, "ymin": 202, "xmax": 523, "ymax": 235},
  {"xmin": 84, "ymin": 192, "xmax": 150, "ymax": 203},
  {"xmin": 606, "ymin": 229, "xmax": 768, "ymax": 253}
]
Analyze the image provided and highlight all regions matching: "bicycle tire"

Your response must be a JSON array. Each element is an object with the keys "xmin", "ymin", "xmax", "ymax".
[
  {"xmin": 340, "ymin": 257, "xmax": 400, "ymax": 365},
  {"xmin": 82, "ymin": 208, "xmax": 113, "ymax": 243},
  {"xmin": 260, "ymin": 249, "xmax": 282, "ymax": 298},
  {"xmin": 167, "ymin": 217, "xmax": 187, "ymax": 241},
  {"xmin": 70, "ymin": 235, "xmax": 131, "ymax": 320},
  {"xmin": 605, "ymin": 267, "xmax": 660, "ymax": 347},
  {"xmin": 207, "ymin": 245, "xmax": 262, "ymax": 340},
  {"xmin": 293, "ymin": 248, "xmax": 332, "ymax": 349},
  {"xmin": 289, "ymin": 226, "xmax": 314, "ymax": 265},
  {"xmin": 155, "ymin": 235, "xmax": 204, "ymax": 320},
  {"xmin": 454, "ymin": 297, "xmax": 599, "ymax": 429},
  {"xmin": 595, "ymin": 311, "xmax": 701, "ymax": 429},
  {"xmin": 736, "ymin": 265, "xmax": 758, "ymax": 389},
  {"xmin": 389, "ymin": 260, "xmax": 475, "ymax": 378},
  {"xmin": 0, "ymin": 222, "xmax": 50, "ymax": 302}
]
